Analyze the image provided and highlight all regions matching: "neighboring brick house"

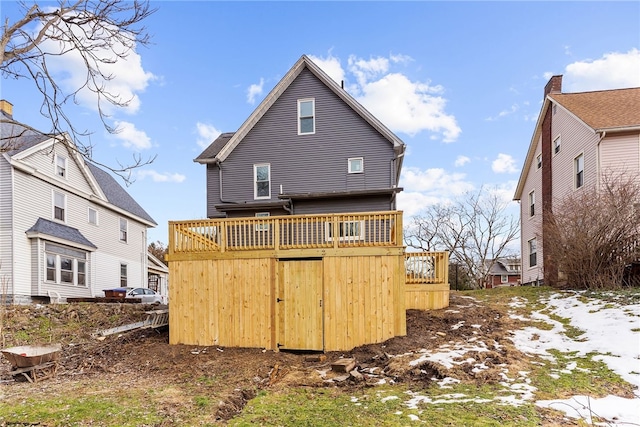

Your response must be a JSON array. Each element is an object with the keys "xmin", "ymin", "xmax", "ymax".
[
  {"xmin": 484, "ymin": 258, "xmax": 521, "ymax": 288},
  {"xmin": 514, "ymin": 77, "xmax": 640, "ymax": 286},
  {"xmin": 0, "ymin": 100, "xmax": 158, "ymax": 303}
]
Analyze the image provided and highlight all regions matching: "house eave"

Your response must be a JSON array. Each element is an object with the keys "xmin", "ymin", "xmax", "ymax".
[
  {"xmin": 214, "ymin": 200, "xmax": 292, "ymax": 212},
  {"xmin": 279, "ymin": 187, "xmax": 403, "ymax": 201}
]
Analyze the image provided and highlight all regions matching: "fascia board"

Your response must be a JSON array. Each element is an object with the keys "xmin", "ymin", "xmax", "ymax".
[
  {"xmin": 216, "ymin": 55, "xmax": 405, "ymax": 163},
  {"xmin": 514, "ymin": 98, "xmax": 549, "ymax": 200}
]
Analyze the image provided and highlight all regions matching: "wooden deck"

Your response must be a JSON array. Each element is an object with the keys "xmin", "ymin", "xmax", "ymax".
[{"xmin": 167, "ymin": 211, "xmax": 450, "ymax": 351}]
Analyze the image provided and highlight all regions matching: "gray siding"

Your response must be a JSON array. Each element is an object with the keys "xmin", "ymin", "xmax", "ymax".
[{"xmin": 208, "ymin": 68, "xmax": 396, "ymax": 217}]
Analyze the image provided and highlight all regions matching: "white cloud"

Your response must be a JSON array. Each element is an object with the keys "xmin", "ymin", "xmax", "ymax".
[
  {"xmin": 486, "ymin": 104, "xmax": 519, "ymax": 121},
  {"xmin": 38, "ymin": 9, "xmax": 155, "ymax": 116},
  {"xmin": 247, "ymin": 78, "xmax": 265, "ymax": 104},
  {"xmin": 564, "ymin": 49, "xmax": 640, "ymax": 92},
  {"xmin": 311, "ymin": 53, "xmax": 461, "ymax": 142},
  {"xmin": 196, "ymin": 122, "xmax": 222, "ymax": 149},
  {"xmin": 112, "ymin": 121, "xmax": 151, "ymax": 150},
  {"xmin": 454, "ymin": 155, "xmax": 470, "ymax": 167},
  {"xmin": 136, "ymin": 169, "xmax": 186, "ymax": 183},
  {"xmin": 307, "ymin": 54, "xmax": 345, "ymax": 85},
  {"xmin": 492, "ymin": 153, "xmax": 518, "ymax": 174},
  {"xmin": 398, "ymin": 166, "xmax": 475, "ymax": 216}
]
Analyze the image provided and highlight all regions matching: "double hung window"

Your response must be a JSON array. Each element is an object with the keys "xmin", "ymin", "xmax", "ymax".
[
  {"xmin": 254, "ymin": 164, "xmax": 271, "ymax": 199},
  {"xmin": 528, "ymin": 191, "xmax": 535, "ymax": 217},
  {"xmin": 528, "ymin": 238, "xmax": 537, "ymax": 267},
  {"xmin": 298, "ymin": 99, "xmax": 315, "ymax": 135},
  {"xmin": 575, "ymin": 154, "xmax": 584, "ymax": 189},
  {"xmin": 56, "ymin": 155, "xmax": 67, "ymax": 178},
  {"xmin": 53, "ymin": 191, "xmax": 66, "ymax": 222},
  {"xmin": 119, "ymin": 218, "xmax": 128, "ymax": 242}
]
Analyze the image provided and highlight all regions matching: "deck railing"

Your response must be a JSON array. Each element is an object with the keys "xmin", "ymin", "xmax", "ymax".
[
  {"xmin": 169, "ymin": 211, "xmax": 449, "ymax": 286},
  {"xmin": 169, "ymin": 211, "xmax": 403, "ymax": 253},
  {"xmin": 405, "ymin": 251, "xmax": 449, "ymax": 285}
]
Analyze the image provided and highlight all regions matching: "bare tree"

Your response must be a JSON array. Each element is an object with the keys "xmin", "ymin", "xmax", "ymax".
[
  {"xmin": 148, "ymin": 240, "xmax": 167, "ymax": 262},
  {"xmin": 543, "ymin": 174, "xmax": 640, "ymax": 290},
  {"xmin": 405, "ymin": 187, "xmax": 520, "ymax": 288},
  {"xmin": 1, "ymin": 0, "xmax": 156, "ymax": 183}
]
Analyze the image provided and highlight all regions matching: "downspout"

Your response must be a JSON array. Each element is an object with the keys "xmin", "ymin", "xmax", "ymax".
[
  {"xmin": 596, "ymin": 130, "xmax": 606, "ymax": 192},
  {"xmin": 216, "ymin": 159, "xmax": 234, "ymax": 204},
  {"xmin": 390, "ymin": 151, "xmax": 405, "ymax": 210}
]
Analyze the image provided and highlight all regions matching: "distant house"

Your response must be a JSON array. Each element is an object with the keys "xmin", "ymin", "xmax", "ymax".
[
  {"xmin": 168, "ymin": 55, "xmax": 450, "ymax": 352},
  {"xmin": 484, "ymin": 258, "xmax": 521, "ymax": 288},
  {"xmin": 194, "ymin": 54, "xmax": 405, "ymax": 219},
  {"xmin": 0, "ymin": 100, "xmax": 159, "ymax": 303},
  {"xmin": 514, "ymin": 77, "xmax": 640, "ymax": 286},
  {"xmin": 147, "ymin": 252, "xmax": 169, "ymax": 298}
]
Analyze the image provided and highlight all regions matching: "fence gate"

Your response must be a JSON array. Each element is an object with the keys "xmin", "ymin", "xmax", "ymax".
[{"xmin": 277, "ymin": 259, "xmax": 323, "ymax": 351}]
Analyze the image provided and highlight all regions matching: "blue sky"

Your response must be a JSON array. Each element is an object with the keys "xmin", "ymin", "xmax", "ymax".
[{"xmin": 2, "ymin": 1, "xmax": 639, "ymax": 246}]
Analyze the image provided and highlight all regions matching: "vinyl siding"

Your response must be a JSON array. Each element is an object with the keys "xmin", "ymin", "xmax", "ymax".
[
  {"xmin": 208, "ymin": 68, "xmax": 396, "ymax": 216},
  {"xmin": 20, "ymin": 143, "xmax": 94, "ymax": 195},
  {"xmin": 599, "ymin": 134, "xmax": 640, "ymax": 185},
  {"xmin": 0, "ymin": 155, "xmax": 13, "ymax": 292},
  {"xmin": 550, "ymin": 106, "xmax": 599, "ymax": 200},
  {"xmin": 10, "ymin": 146, "xmax": 149, "ymax": 299},
  {"xmin": 293, "ymin": 195, "xmax": 393, "ymax": 215},
  {"xmin": 520, "ymin": 135, "xmax": 544, "ymax": 285}
]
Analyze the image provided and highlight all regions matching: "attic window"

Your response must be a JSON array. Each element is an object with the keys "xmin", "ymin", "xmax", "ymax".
[
  {"xmin": 298, "ymin": 99, "xmax": 315, "ymax": 135},
  {"xmin": 56, "ymin": 155, "xmax": 67, "ymax": 178},
  {"xmin": 536, "ymin": 154, "xmax": 542, "ymax": 169}
]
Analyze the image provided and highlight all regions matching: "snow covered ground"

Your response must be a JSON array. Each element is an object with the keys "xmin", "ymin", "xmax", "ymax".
[
  {"xmin": 374, "ymin": 291, "xmax": 640, "ymax": 425},
  {"xmin": 516, "ymin": 293, "xmax": 640, "ymax": 425}
]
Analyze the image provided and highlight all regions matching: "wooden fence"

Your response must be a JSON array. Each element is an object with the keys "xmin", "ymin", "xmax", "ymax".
[{"xmin": 167, "ymin": 211, "xmax": 450, "ymax": 350}]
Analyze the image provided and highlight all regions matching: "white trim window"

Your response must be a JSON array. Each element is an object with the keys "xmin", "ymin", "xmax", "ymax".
[
  {"xmin": 88, "ymin": 207, "xmax": 98, "ymax": 225},
  {"xmin": 53, "ymin": 191, "xmax": 66, "ymax": 222},
  {"xmin": 575, "ymin": 153, "xmax": 584, "ymax": 189},
  {"xmin": 348, "ymin": 157, "xmax": 364, "ymax": 174},
  {"xmin": 298, "ymin": 98, "xmax": 315, "ymax": 135},
  {"xmin": 120, "ymin": 263, "xmax": 128, "ymax": 287},
  {"xmin": 255, "ymin": 212, "xmax": 270, "ymax": 231},
  {"xmin": 501, "ymin": 275, "xmax": 508, "ymax": 283},
  {"xmin": 254, "ymin": 164, "xmax": 271, "ymax": 199},
  {"xmin": 325, "ymin": 220, "xmax": 365, "ymax": 242},
  {"xmin": 45, "ymin": 243, "xmax": 87, "ymax": 286},
  {"xmin": 119, "ymin": 218, "xmax": 128, "ymax": 242},
  {"xmin": 553, "ymin": 136, "xmax": 561, "ymax": 155},
  {"xmin": 55, "ymin": 155, "xmax": 67, "ymax": 178},
  {"xmin": 528, "ymin": 238, "xmax": 537, "ymax": 267},
  {"xmin": 536, "ymin": 153, "xmax": 542, "ymax": 169},
  {"xmin": 528, "ymin": 190, "xmax": 535, "ymax": 217}
]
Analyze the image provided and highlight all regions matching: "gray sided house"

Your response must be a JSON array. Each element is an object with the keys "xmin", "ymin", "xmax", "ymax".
[
  {"xmin": 195, "ymin": 55, "xmax": 406, "ymax": 218},
  {"xmin": 0, "ymin": 100, "xmax": 158, "ymax": 304}
]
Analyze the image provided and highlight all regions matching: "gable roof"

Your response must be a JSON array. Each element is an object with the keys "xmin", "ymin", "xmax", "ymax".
[
  {"xmin": 86, "ymin": 163, "xmax": 156, "ymax": 225},
  {"xmin": 2, "ymin": 111, "xmax": 156, "ymax": 226},
  {"xmin": 514, "ymin": 84, "xmax": 640, "ymax": 200},
  {"xmin": 194, "ymin": 55, "xmax": 405, "ymax": 164},
  {"xmin": 550, "ymin": 87, "xmax": 640, "ymax": 131}
]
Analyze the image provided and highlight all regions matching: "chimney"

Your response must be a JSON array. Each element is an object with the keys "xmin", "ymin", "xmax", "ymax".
[
  {"xmin": 544, "ymin": 75, "xmax": 562, "ymax": 99},
  {"xmin": 0, "ymin": 100, "xmax": 13, "ymax": 118}
]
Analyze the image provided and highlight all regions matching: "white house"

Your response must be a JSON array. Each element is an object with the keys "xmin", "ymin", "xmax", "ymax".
[{"xmin": 0, "ymin": 100, "xmax": 158, "ymax": 303}]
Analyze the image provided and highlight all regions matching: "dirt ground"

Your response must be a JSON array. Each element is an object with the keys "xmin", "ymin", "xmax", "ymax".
[{"xmin": 0, "ymin": 293, "xmax": 574, "ymax": 424}]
